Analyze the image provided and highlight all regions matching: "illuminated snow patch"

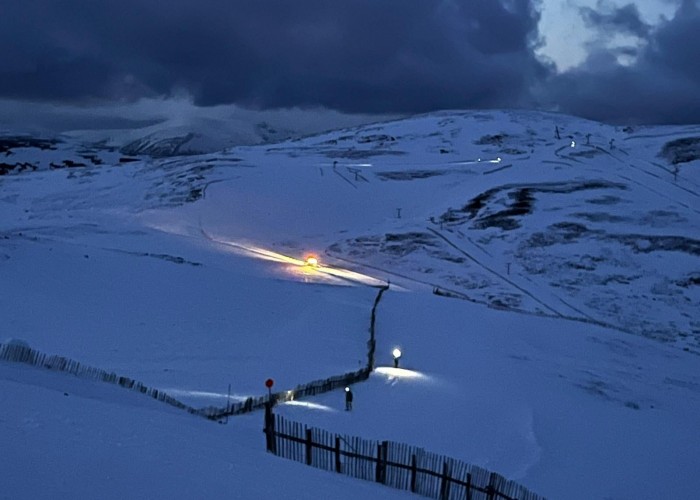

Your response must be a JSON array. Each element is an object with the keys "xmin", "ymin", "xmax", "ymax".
[
  {"xmin": 165, "ymin": 389, "xmax": 250, "ymax": 402},
  {"xmin": 283, "ymin": 400, "xmax": 336, "ymax": 412},
  {"xmin": 374, "ymin": 366, "xmax": 432, "ymax": 381},
  {"xmin": 199, "ymin": 235, "xmax": 387, "ymax": 286}
]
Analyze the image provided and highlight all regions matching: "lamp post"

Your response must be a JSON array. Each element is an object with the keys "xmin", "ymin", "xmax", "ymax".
[
  {"xmin": 345, "ymin": 386, "xmax": 353, "ymax": 411},
  {"xmin": 392, "ymin": 348, "xmax": 402, "ymax": 368}
]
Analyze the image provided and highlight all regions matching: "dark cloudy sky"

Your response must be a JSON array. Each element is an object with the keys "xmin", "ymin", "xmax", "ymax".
[{"xmin": 1, "ymin": 0, "xmax": 699, "ymax": 126}]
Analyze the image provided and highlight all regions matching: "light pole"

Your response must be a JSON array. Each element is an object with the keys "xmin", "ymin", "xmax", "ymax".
[{"xmin": 392, "ymin": 348, "xmax": 402, "ymax": 368}]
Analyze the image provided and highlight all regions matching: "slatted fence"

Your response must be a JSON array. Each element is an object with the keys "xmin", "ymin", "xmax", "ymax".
[
  {"xmin": 267, "ymin": 413, "xmax": 544, "ymax": 500},
  {"xmin": 1, "ymin": 283, "xmax": 389, "ymax": 421},
  {"xmin": 0, "ymin": 342, "xmax": 208, "ymax": 417}
]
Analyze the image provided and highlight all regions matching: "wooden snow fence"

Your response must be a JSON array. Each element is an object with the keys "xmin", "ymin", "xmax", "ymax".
[
  {"xmin": 267, "ymin": 413, "xmax": 545, "ymax": 500},
  {"xmin": 0, "ymin": 343, "xmax": 373, "ymax": 422},
  {"xmin": 0, "ymin": 342, "xmax": 208, "ymax": 418},
  {"xmin": 1, "ymin": 283, "xmax": 391, "ymax": 421}
]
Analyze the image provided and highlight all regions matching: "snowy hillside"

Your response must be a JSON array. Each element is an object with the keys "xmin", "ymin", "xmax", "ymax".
[
  {"xmin": 174, "ymin": 109, "xmax": 700, "ymax": 349},
  {"xmin": 2, "ymin": 109, "xmax": 699, "ymax": 499}
]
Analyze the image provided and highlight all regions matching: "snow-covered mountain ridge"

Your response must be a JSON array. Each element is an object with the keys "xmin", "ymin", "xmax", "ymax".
[{"xmin": 0, "ymin": 118, "xmax": 295, "ymax": 175}]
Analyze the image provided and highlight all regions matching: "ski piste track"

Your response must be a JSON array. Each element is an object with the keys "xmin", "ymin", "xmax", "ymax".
[
  {"xmin": 555, "ymin": 142, "xmax": 700, "ymax": 215},
  {"xmin": 325, "ymin": 231, "xmax": 630, "ymax": 337}
]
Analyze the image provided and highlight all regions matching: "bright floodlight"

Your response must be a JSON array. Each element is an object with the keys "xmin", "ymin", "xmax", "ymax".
[
  {"xmin": 344, "ymin": 386, "xmax": 350, "ymax": 392},
  {"xmin": 571, "ymin": 140, "xmax": 576, "ymax": 148},
  {"xmin": 392, "ymin": 348, "xmax": 402, "ymax": 359},
  {"xmin": 305, "ymin": 255, "xmax": 319, "ymax": 267}
]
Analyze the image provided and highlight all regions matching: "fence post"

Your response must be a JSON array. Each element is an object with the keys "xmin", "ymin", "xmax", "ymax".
[
  {"xmin": 375, "ymin": 442, "xmax": 382, "ymax": 483},
  {"xmin": 410, "ymin": 454, "xmax": 418, "ymax": 492},
  {"xmin": 264, "ymin": 402, "xmax": 276, "ymax": 454},
  {"xmin": 382, "ymin": 441, "xmax": 388, "ymax": 484},
  {"xmin": 439, "ymin": 461, "xmax": 450, "ymax": 500},
  {"xmin": 466, "ymin": 472, "xmax": 472, "ymax": 500},
  {"xmin": 487, "ymin": 472, "xmax": 498, "ymax": 500},
  {"xmin": 305, "ymin": 428, "xmax": 313, "ymax": 466},
  {"xmin": 375, "ymin": 441, "xmax": 387, "ymax": 484},
  {"xmin": 335, "ymin": 436, "xmax": 342, "ymax": 473}
]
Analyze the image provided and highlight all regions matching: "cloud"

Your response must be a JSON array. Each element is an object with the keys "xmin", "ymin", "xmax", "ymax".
[
  {"xmin": 648, "ymin": 0, "xmax": 700, "ymax": 84},
  {"xmin": 580, "ymin": 1, "xmax": 651, "ymax": 39},
  {"xmin": 2, "ymin": 0, "xmax": 698, "ymax": 126},
  {"xmin": 547, "ymin": 0, "xmax": 700, "ymax": 124},
  {"xmin": 0, "ymin": 0, "xmax": 548, "ymax": 114}
]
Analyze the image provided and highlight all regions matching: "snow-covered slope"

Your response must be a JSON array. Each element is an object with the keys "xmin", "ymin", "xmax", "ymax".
[
  {"xmin": 1, "ymin": 109, "xmax": 699, "ymax": 499},
  {"xmin": 167, "ymin": 109, "xmax": 699, "ymax": 349}
]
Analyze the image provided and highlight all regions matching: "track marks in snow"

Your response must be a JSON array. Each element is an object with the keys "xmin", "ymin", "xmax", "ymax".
[
  {"xmin": 617, "ymin": 174, "xmax": 699, "ymax": 215},
  {"xmin": 428, "ymin": 227, "xmax": 566, "ymax": 318}
]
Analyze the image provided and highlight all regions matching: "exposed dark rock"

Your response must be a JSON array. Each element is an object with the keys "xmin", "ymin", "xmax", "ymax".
[
  {"xmin": 660, "ymin": 137, "xmax": 700, "ymax": 165},
  {"xmin": 0, "ymin": 136, "xmax": 59, "ymax": 154},
  {"xmin": 121, "ymin": 133, "xmax": 197, "ymax": 157}
]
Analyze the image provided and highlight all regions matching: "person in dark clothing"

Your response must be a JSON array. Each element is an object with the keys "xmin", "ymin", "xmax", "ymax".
[{"xmin": 345, "ymin": 386, "xmax": 353, "ymax": 411}]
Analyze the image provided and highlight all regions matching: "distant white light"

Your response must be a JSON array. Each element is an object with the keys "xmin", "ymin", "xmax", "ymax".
[
  {"xmin": 392, "ymin": 348, "xmax": 402, "ymax": 359},
  {"xmin": 344, "ymin": 386, "xmax": 350, "ymax": 392},
  {"xmin": 571, "ymin": 141, "xmax": 576, "ymax": 148}
]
